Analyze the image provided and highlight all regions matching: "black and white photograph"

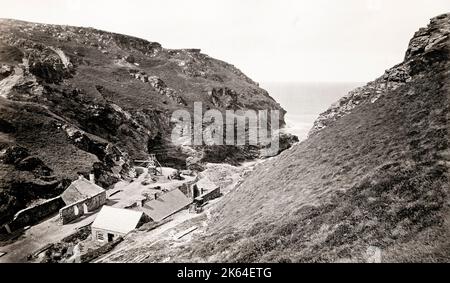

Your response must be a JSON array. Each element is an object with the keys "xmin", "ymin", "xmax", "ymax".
[{"xmin": 0, "ymin": 0, "xmax": 449, "ymax": 269}]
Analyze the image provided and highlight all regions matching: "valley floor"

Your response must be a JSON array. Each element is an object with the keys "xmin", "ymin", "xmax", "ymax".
[
  {"xmin": 0, "ymin": 161, "xmax": 258, "ymax": 263},
  {"xmin": 96, "ymin": 161, "xmax": 258, "ymax": 263}
]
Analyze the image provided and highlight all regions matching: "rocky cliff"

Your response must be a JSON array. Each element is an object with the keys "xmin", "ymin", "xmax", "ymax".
[
  {"xmin": 0, "ymin": 19, "xmax": 286, "ymax": 225},
  {"xmin": 111, "ymin": 13, "xmax": 449, "ymax": 263},
  {"xmin": 309, "ymin": 13, "xmax": 450, "ymax": 136}
]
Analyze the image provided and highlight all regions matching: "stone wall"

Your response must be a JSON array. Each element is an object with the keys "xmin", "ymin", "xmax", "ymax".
[
  {"xmin": 178, "ymin": 177, "xmax": 200, "ymax": 199},
  {"xmin": 7, "ymin": 196, "xmax": 65, "ymax": 231},
  {"xmin": 59, "ymin": 192, "xmax": 106, "ymax": 225},
  {"xmin": 195, "ymin": 187, "xmax": 221, "ymax": 205},
  {"xmin": 201, "ymin": 187, "xmax": 221, "ymax": 202}
]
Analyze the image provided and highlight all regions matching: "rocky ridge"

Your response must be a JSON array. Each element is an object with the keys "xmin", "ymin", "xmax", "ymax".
[
  {"xmin": 0, "ymin": 19, "xmax": 289, "ymax": 225},
  {"xmin": 309, "ymin": 13, "xmax": 450, "ymax": 136}
]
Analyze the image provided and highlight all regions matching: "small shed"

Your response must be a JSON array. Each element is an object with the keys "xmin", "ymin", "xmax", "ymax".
[
  {"xmin": 91, "ymin": 206, "xmax": 145, "ymax": 243},
  {"xmin": 193, "ymin": 178, "xmax": 221, "ymax": 206}
]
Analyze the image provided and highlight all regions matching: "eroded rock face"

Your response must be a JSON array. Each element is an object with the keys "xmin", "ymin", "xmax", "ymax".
[
  {"xmin": 405, "ymin": 14, "xmax": 450, "ymax": 60},
  {"xmin": 2, "ymin": 145, "xmax": 30, "ymax": 165},
  {"xmin": 0, "ymin": 64, "xmax": 13, "ymax": 79},
  {"xmin": 61, "ymin": 124, "xmax": 132, "ymax": 187},
  {"xmin": 0, "ymin": 18, "xmax": 288, "ymax": 220},
  {"xmin": 309, "ymin": 13, "xmax": 450, "ymax": 136},
  {"xmin": 2, "ymin": 146, "xmax": 56, "ymax": 180},
  {"xmin": 208, "ymin": 87, "xmax": 241, "ymax": 109},
  {"xmin": 275, "ymin": 133, "xmax": 299, "ymax": 155},
  {"xmin": 0, "ymin": 145, "xmax": 65, "ymax": 224},
  {"xmin": 128, "ymin": 69, "xmax": 187, "ymax": 105}
]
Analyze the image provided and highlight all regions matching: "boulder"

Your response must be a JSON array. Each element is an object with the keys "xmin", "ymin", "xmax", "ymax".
[
  {"xmin": 0, "ymin": 64, "xmax": 13, "ymax": 79},
  {"xmin": 2, "ymin": 146, "xmax": 30, "ymax": 165},
  {"xmin": 28, "ymin": 51, "xmax": 70, "ymax": 83}
]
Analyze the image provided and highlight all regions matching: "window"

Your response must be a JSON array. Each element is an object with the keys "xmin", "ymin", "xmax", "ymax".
[
  {"xmin": 97, "ymin": 232, "xmax": 104, "ymax": 241},
  {"xmin": 83, "ymin": 203, "xmax": 89, "ymax": 214},
  {"xmin": 74, "ymin": 205, "xmax": 79, "ymax": 216}
]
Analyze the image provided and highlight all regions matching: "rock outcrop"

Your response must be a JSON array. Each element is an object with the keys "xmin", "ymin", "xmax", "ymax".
[
  {"xmin": 0, "ymin": 19, "xmax": 287, "ymax": 224},
  {"xmin": 309, "ymin": 13, "xmax": 450, "ymax": 136}
]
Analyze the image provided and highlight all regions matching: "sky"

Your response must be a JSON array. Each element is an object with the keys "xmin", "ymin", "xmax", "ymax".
[{"xmin": 0, "ymin": 0, "xmax": 449, "ymax": 83}]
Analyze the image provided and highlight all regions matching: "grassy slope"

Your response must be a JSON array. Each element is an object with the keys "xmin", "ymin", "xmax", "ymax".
[
  {"xmin": 135, "ymin": 65, "xmax": 449, "ymax": 262},
  {"xmin": 110, "ymin": 15, "xmax": 450, "ymax": 263},
  {"xmin": 195, "ymin": 70, "xmax": 449, "ymax": 262}
]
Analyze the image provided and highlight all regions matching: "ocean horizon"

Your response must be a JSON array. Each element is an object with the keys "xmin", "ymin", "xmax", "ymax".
[{"xmin": 262, "ymin": 82, "xmax": 364, "ymax": 140}]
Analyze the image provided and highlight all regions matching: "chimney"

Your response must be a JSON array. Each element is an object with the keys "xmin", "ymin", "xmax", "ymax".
[
  {"xmin": 192, "ymin": 184, "xmax": 199, "ymax": 199},
  {"xmin": 136, "ymin": 199, "xmax": 145, "ymax": 207},
  {"xmin": 89, "ymin": 174, "xmax": 95, "ymax": 184},
  {"xmin": 154, "ymin": 193, "xmax": 159, "ymax": 200}
]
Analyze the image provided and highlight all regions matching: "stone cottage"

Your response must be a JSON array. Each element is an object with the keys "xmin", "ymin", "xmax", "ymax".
[{"xmin": 59, "ymin": 175, "xmax": 106, "ymax": 224}]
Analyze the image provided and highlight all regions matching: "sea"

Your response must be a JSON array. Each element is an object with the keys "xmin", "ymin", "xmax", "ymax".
[{"xmin": 262, "ymin": 82, "xmax": 363, "ymax": 141}]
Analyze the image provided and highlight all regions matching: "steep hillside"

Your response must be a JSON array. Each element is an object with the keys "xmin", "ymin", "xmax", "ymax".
[
  {"xmin": 309, "ymin": 13, "xmax": 450, "ymax": 136},
  {"xmin": 112, "ymin": 13, "xmax": 449, "ymax": 263},
  {"xmin": 0, "ymin": 19, "xmax": 285, "ymax": 225}
]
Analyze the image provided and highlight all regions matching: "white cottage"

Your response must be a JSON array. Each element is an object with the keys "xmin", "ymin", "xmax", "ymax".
[{"xmin": 91, "ymin": 206, "xmax": 145, "ymax": 243}]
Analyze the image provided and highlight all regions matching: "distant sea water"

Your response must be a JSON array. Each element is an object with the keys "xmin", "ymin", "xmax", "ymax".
[{"xmin": 262, "ymin": 82, "xmax": 363, "ymax": 141}]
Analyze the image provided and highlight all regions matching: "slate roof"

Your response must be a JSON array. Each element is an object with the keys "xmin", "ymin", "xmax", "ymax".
[
  {"xmin": 140, "ymin": 189, "xmax": 192, "ymax": 222},
  {"xmin": 92, "ymin": 206, "xmax": 143, "ymax": 234},
  {"xmin": 61, "ymin": 176, "xmax": 105, "ymax": 205}
]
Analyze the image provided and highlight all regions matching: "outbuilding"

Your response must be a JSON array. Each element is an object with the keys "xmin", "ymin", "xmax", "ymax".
[
  {"xmin": 91, "ymin": 206, "xmax": 146, "ymax": 243},
  {"xmin": 140, "ymin": 188, "xmax": 192, "ymax": 222},
  {"xmin": 192, "ymin": 178, "xmax": 221, "ymax": 206}
]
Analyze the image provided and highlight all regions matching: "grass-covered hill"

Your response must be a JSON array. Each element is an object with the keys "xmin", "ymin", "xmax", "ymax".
[
  {"xmin": 0, "ymin": 19, "xmax": 285, "ymax": 225},
  {"xmin": 108, "ymin": 13, "xmax": 450, "ymax": 263}
]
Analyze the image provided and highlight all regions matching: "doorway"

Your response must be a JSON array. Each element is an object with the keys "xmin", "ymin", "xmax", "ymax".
[
  {"xmin": 83, "ymin": 203, "xmax": 89, "ymax": 214},
  {"xmin": 107, "ymin": 233, "xmax": 114, "ymax": 242}
]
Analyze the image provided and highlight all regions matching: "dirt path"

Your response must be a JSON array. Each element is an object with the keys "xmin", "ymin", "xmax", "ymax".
[{"xmin": 0, "ymin": 212, "xmax": 97, "ymax": 263}]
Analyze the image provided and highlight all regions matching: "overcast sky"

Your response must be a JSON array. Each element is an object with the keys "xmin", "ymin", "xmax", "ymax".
[{"xmin": 0, "ymin": 0, "xmax": 449, "ymax": 83}]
